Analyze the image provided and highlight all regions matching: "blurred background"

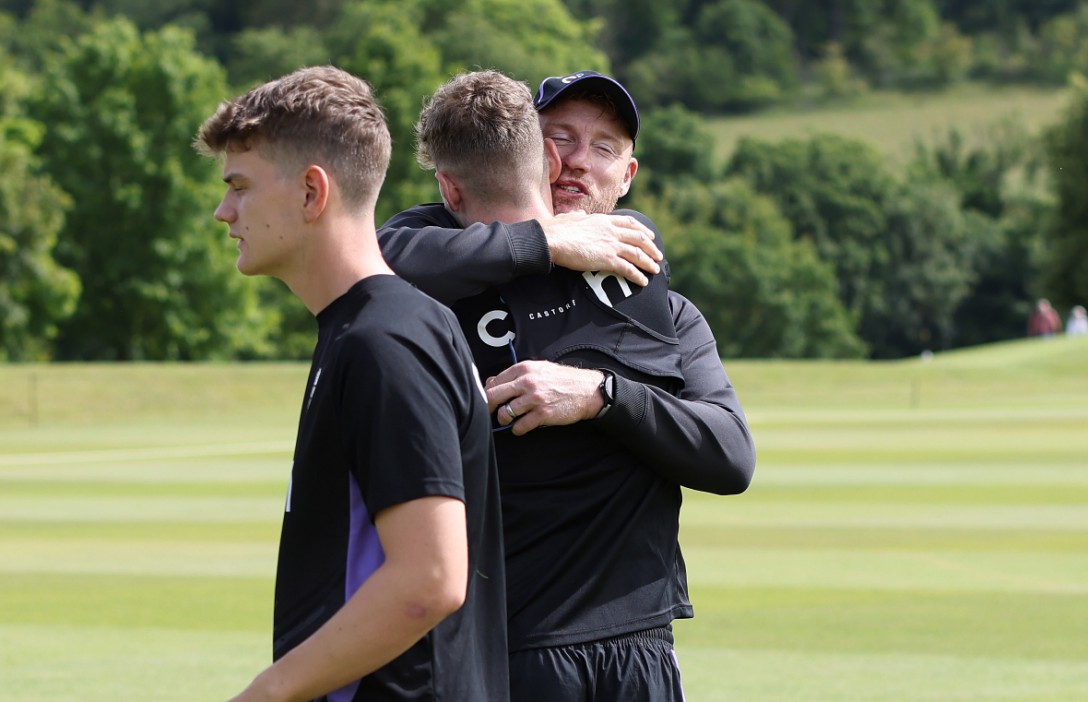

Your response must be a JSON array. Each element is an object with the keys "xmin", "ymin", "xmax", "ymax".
[{"xmin": 2, "ymin": 0, "xmax": 1088, "ymax": 362}]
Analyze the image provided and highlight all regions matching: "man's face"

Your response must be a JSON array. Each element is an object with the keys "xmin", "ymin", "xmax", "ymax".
[
  {"xmin": 538, "ymin": 98, "xmax": 637, "ymax": 215},
  {"xmin": 214, "ymin": 148, "xmax": 303, "ymax": 279}
]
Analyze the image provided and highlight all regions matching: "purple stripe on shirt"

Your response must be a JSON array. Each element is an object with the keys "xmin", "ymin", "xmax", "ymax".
[{"xmin": 328, "ymin": 473, "xmax": 386, "ymax": 702}]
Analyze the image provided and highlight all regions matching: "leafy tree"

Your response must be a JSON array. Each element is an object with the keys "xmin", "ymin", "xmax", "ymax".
[
  {"xmin": 1041, "ymin": 73, "xmax": 1088, "ymax": 311},
  {"xmin": 29, "ymin": 17, "xmax": 276, "ymax": 359},
  {"xmin": 907, "ymin": 118, "xmax": 1040, "ymax": 218},
  {"xmin": 0, "ymin": 52, "xmax": 80, "ymax": 360},
  {"xmin": 642, "ymin": 178, "xmax": 865, "ymax": 358},
  {"xmin": 811, "ymin": 41, "xmax": 869, "ymax": 100},
  {"xmin": 324, "ymin": 0, "xmax": 447, "ymax": 222},
  {"xmin": 693, "ymin": 0, "xmax": 798, "ymax": 105},
  {"xmin": 625, "ymin": 25, "xmax": 734, "ymax": 111},
  {"xmin": 727, "ymin": 134, "xmax": 893, "ymax": 323},
  {"xmin": 1033, "ymin": 5, "xmax": 1088, "ymax": 84},
  {"xmin": 0, "ymin": 0, "xmax": 97, "ymax": 71},
  {"xmin": 631, "ymin": 103, "xmax": 720, "ymax": 199},
  {"xmin": 859, "ymin": 0, "xmax": 943, "ymax": 87},
  {"xmin": 907, "ymin": 119, "xmax": 1048, "ymax": 345},
  {"xmin": 226, "ymin": 24, "xmax": 331, "ymax": 88},
  {"xmin": 581, "ymin": 0, "xmax": 681, "ymax": 68},
  {"xmin": 628, "ymin": 0, "xmax": 797, "ymax": 112},
  {"xmin": 868, "ymin": 178, "xmax": 980, "ymax": 354},
  {"xmin": 423, "ymin": 0, "xmax": 607, "ymax": 85},
  {"xmin": 726, "ymin": 133, "xmax": 980, "ymax": 357},
  {"xmin": 767, "ymin": 0, "xmax": 882, "ymax": 60},
  {"xmin": 948, "ymin": 204, "xmax": 1046, "ymax": 346},
  {"xmin": 936, "ymin": 0, "xmax": 1080, "ymax": 34}
]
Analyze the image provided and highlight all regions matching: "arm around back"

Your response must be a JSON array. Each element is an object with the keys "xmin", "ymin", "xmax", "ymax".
[{"xmin": 378, "ymin": 205, "xmax": 551, "ymax": 304}]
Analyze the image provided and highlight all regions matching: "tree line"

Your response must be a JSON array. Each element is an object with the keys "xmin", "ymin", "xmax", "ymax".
[{"xmin": 1, "ymin": 0, "xmax": 1086, "ymax": 361}]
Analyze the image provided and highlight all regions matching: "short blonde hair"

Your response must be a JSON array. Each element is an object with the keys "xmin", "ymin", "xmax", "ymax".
[
  {"xmin": 416, "ymin": 70, "xmax": 546, "ymax": 207},
  {"xmin": 195, "ymin": 66, "xmax": 391, "ymax": 212}
]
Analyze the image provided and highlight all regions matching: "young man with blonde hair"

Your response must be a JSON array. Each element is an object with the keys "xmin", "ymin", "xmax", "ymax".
[{"xmin": 195, "ymin": 65, "xmax": 508, "ymax": 702}]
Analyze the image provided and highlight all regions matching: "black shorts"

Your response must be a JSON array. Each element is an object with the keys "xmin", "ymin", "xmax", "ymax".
[{"xmin": 509, "ymin": 626, "xmax": 686, "ymax": 702}]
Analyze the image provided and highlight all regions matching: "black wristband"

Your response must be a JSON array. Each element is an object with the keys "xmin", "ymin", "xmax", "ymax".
[{"xmin": 595, "ymin": 369, "xmax": 615, "ymax": 419}]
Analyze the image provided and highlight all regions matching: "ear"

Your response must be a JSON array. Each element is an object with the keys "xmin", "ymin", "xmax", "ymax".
[
  {"xmin": 544, "ymin": 138, "xmax": 562, "ymax": 184},
  {"xmin": 301, "ymin": 165, "xmax": 330, "ymax": 223},
  {"xmin": 618, "ymin": 156, "xmax": 638, "ymax": 198},
  {"xmin": 436, "ymin": 171, "xmax": 464, "ymax": 212}
]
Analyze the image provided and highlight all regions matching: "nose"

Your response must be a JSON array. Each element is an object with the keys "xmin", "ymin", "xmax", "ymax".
[
  {"xmin": 214, "ymin": 196, "xmax": 235, "ymax": 224},
  {"xmin": 559, "ymin": 140, "xmax": 591, "ymax": 173}
]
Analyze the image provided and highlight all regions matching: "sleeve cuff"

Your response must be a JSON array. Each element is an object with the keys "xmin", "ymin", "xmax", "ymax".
[{"xmin": 507, "ymin": 220, "xmax": 553, "ymax": 276}]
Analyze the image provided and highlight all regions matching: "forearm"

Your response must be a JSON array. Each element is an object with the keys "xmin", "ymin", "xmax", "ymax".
[
  {"xmin": 229, "ymin": 497, "xmax": 468, "ymax": 702},
  {"xmin": 231, "ymin": 563, "xmax": 454, "ymax": 702},
  {"xmin": 597, "ymin": 293, "xmax": 755, "ymax": 494},
  {"xmin": 596, "ymin": 370, "xmax": 755, "ymax": 494}
]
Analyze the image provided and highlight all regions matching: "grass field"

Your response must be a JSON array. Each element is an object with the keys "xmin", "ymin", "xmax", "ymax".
[
  {"xmin": 706, "ymin": 84, "xmax": 1069, "ymax": 165},
  {"xmin": 2, "ymin": 337, "xmax": 1087, "ymax": 700}
]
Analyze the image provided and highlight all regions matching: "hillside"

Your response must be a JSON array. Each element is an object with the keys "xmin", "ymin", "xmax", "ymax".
[{"xmin": 706, "ymin": 85, "xmax": 1068, "ymax": 164}]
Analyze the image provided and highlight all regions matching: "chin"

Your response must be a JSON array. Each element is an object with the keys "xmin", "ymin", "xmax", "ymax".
[
  {"xmin": 552, "ymin": 196, "xmax": 583, "ymax": 215},
  {"xmin": 236, "ymin": 257, "xmax": 260, "ymax": 277}
]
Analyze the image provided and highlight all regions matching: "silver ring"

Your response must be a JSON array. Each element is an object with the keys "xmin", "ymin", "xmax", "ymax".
[{"xmin": 504, "ymin": 403, "xmax": 517, "ymax": 420}]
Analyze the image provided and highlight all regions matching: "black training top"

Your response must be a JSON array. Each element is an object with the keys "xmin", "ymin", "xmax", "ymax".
[
  {"xmin": 380, "ymin": 205, "xmax": 755, "ymax": 653},
  {"xmin": 273, "ymin": 275, "xmax": 508, "ymax": 701}
]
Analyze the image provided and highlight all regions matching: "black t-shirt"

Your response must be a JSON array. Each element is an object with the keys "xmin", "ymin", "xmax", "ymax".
[{"xmin": 273, "ymin": 275, "xmax": 508, "ymax": 701}]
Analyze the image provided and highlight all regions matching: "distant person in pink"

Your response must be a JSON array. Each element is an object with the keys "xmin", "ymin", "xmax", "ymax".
[{"xmin": 1027, "ymin": 298, "xmax": 1062, "ymax": 338}]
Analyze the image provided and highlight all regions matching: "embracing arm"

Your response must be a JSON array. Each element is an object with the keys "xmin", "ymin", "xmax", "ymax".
[
  {"xmin": 597, "ymin": 291, "xmax": 755, "ymax": 494},
  {"xmin": 379, "ymin": 206, "xmax": 551, "ymax": 304},
  {"xmin": 485, "ymin": 291, "xmax": 755, "ymax": 495},
  {"xmin": 379, "ymin": 206, "xmax": 662, "ymax": 304},
  {"xmin": 225, "ymin": 496, "xmax": 468, "ymax": 702}
]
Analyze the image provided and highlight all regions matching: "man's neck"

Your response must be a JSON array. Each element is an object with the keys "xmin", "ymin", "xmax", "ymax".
[
  {"xmin": 462, "ymin": 198, "xmax": 552, "ymax": 227},
  {"xmin": 285, "ymin": 218, "xmax": 392, "ymax": 315}
]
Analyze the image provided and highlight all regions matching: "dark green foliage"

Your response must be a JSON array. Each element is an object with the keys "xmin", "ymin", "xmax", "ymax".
[
  {"xmin": 907, "ymin": 119, "xmax": 1040, "ymax": 218},
  {"xmin": 639, "ymin": 178, "xmax": 865, "ymax": 358},
  {"xmin": 632, "ymin": 104, "xmax": 720, "ymax": 198},
  {"xmin": 0, "ymin": 53, "xmax": 80, "ymax": 360},
  {"xmin": 906, "ymin": 119, "xmax": 1049, "ymax": 347},
  {"xmin": 726, "ymin": 134, "xmax": 983, "ymax": 357},
  {"xmin": 727, "ymin": 134, "xmax": 894, "ymax": 321},
  {"xmin": 867, "ymin": 179, "xmax": 980, "ymax": 354},
  {"xmin": 625, "ymin": 0, "xmax": 798, "ymax": 111},
  {"xmin": 1, "ymin": 0, "xmax": 1084, "ymax": 359},
  {"xmin": 28, "ymin": 18, "xmax": 276, "ymax": 360},
  {"xmin": 1041, "ymin": 76, "xmax": 1088, "ymax": 312}
]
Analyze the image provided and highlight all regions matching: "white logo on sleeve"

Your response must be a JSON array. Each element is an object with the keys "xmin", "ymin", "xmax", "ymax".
[{"xmin": 583, "ymin": 271, "xmax": 633, "ymax": 307}]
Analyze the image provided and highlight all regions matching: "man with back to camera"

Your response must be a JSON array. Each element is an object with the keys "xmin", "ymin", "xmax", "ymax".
[
  {"xmin": 379, "ymin": 69, "xmax": 756, "ymax": 701},
  {"xmin": 194, "ymin": 65, "xmax": 508, "ymax": 702}
]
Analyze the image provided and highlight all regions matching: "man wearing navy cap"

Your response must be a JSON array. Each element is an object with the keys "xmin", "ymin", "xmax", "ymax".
[
  {"xmin": 533, "ymin": 70, "xmax": 641, "ymax": 217},
  {"xmin": 378, "ymin": 70, "xmax": 755, "ymax": 702}
]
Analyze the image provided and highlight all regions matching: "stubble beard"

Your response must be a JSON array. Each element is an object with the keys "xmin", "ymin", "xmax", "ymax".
[{"xmin": 552, "ymin": 180, "xmax": 625, "ymax": 216}]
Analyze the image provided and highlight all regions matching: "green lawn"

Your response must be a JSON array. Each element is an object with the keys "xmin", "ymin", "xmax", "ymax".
[
  {"xmin": 2, "ymin": 337, "xmax": 1086, "ymax": 700},
  {"xmin": 706, "ymin": 84, "xmax": 1069, "ymax": 165}
]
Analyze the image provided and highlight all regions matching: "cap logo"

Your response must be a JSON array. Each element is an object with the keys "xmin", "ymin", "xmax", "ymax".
[{"xmin": 561, "ymin": 72, "xmax": 588, "ymax": 84}]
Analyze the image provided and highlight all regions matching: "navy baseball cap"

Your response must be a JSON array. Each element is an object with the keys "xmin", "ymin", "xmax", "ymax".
[{"xmin": 534, "ymin": 70, "xmax": 640, "ymax": 144}]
